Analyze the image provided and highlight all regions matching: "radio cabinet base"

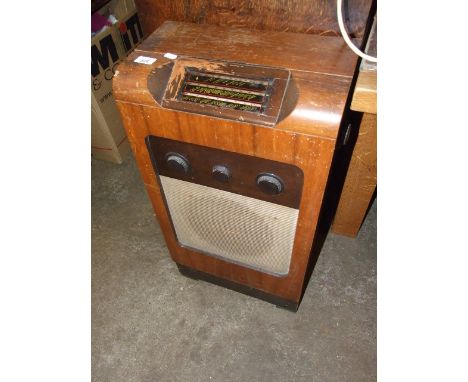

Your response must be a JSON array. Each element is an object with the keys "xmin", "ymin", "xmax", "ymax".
[{"xmin": 177, "ymin": 264, "xmax": 299, "ymax": 312}]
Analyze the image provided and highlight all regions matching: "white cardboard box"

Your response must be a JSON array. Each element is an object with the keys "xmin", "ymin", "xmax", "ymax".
[{"xmin": 91, "ymin": 0, "xmax": 143, "ymax": 163}]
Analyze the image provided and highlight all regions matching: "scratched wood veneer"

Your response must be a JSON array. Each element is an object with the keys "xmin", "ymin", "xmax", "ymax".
[
  {"xmin": 134, "ymin": 0, "xmax": 373, "ymax": 39},
  {"xmin": 113, "ymin": 21, "xmax": 358, "ymax": 310}
]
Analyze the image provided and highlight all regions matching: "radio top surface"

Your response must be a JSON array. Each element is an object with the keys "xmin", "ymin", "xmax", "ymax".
[{"xmin": 113, "ymin": 21, "xmax": 358, "ymax": 138}]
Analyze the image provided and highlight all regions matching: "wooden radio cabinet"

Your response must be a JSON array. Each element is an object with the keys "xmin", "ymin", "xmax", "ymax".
[{"xmin": 113, "ymin": 21, "xmax": 357, "ymax": 311}]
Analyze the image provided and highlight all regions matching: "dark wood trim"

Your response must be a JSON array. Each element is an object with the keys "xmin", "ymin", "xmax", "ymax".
[
  {"xmin": 146, "ymin": 135, "xmax": 304, "ymax": 209},
  {"xmin": 177, "ymin": 264, "xmax": 299, "ymax": 312}
]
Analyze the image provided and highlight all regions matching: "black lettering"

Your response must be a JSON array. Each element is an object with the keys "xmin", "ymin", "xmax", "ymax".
[
  {"xmin": 121, "ymin": 32, "xmax": 132, "ymax": 52},
  {"xmin": 126, "ymin": 13, "xmax": 143, "ymax": 45},
  {"xmin": 99, "ymin": 91, "xmax": 113, "ymax": 104},
  {"xmin": 104, "ymin": 68, "xmax": 114, "ymax": 81},
  {"xmin": 104, "ymin": 61, "xmax": 119, "ymax": 81},
  {"xmin": 92, "ymin": 78, "xmax": 102, "ymax": 91},
  {"xmin": 91, "ymin": 34, "xmax": 119, "ymax": 77},
  {"xmin": 120, "ymin": 13, "xmax": 143, "ymax": 53}
]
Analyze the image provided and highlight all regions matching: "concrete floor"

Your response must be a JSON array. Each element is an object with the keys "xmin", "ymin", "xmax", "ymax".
[{"xmin": 92, "ymin": 152, "xmax": 376, "ymax": 382}]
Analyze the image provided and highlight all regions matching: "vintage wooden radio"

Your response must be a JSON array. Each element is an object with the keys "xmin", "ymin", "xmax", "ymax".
[{"xmin": 113, "ymin": 21, "xmax": 357, "ymax": 311}]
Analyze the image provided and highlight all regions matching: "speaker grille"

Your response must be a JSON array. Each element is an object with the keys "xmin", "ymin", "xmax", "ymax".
[{"xmin": 160, "ymin": 176, "xmax": 299, "ymax": 275}]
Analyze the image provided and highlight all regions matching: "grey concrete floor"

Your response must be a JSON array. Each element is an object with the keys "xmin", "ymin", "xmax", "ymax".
[{"xmin": 92, "ymin": 152, "xmax": 376, "ymax": 382}]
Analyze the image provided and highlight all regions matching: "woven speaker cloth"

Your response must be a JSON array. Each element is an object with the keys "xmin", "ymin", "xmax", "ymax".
[{"xmin": 160, "ymin": 176, "xmax": 299, "ymax": 275}]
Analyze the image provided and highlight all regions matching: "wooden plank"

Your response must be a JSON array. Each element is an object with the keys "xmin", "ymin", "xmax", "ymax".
[
  {"xmin": 137, "ymin": 21, "xmax": 357, "ymax": 77},
  {"xmin": 134, "ymin": 0, "xmax": 373, "ymax": 38},
  {"xmin": 331, "ymin": 113, "xmax": 377, "ymax": 237},
  {"xmin": 350, "ymin": 14, "xmax": 376, "ymax": 114},
  {"xmin": 351, "ymin": 70, "xmax": 377, "ymax": 114}
]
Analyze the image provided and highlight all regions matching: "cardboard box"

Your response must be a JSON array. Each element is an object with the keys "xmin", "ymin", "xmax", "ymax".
[{"xmin": 91, "ymin": 0, "xmax": 143, "ymax": 163}]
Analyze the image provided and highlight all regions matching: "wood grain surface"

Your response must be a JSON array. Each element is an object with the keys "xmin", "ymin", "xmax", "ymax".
[
  {"xmin": 350, "ymin": 70, "xmax": 376, "ymax": 114},
  {"xmin": 134, "ymin": 0, "xmax": 373, "ymax": 39},
  {"xmin": 138, "ymin": 21, "xmax": 357, "ymax": 76},
  {"xmin": 331, "ymin": 112, "xmax": 376, "ymax": 237}
]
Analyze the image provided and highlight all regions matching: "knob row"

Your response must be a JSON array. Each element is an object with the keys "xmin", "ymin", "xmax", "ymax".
[{"xmin": 165, "ymin": 152, "xmax": 284, "ymax": 195}]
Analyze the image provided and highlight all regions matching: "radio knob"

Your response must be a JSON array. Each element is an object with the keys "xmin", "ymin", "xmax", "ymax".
[
  {"xmin": 256, "ymin": 173, "xmax": 284, "ymax": 195},
  {"xmin": 212, "ymin": 165, "xmax": 231, "ymax": 182},
  {"xmin": 166, "ymin": 153, "xmax": 190, "ymax": 174}
]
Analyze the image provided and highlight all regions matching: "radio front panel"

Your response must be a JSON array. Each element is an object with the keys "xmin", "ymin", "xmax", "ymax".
[{"xmin": 146, "ymin": 136, "xmax": 304, "ymax": 276}]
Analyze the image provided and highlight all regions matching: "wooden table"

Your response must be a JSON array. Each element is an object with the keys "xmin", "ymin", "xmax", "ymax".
[{"xmin": 331, "ymin": 18, "xmax": 377, "ymax": 237}]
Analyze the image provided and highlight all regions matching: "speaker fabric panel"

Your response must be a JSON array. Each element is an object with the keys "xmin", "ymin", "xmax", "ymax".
[{"xmin": 160, "ymin": 176, "xmax": 299, "ymax": 275}]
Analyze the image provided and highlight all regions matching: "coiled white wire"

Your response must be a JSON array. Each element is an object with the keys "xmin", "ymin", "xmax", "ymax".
[{"xmin": 337, "ymin": 0, "xmax": 377, "ymax": 63}]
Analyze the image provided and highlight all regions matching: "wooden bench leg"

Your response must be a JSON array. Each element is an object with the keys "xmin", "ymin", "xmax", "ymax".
[{"xmin": 331, "ymin": 113, "xmax": 377, "ymax": 237}]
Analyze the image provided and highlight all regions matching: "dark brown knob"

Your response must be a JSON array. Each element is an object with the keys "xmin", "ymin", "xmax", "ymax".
[
  {"xmin": 165, "ymin": 152, "xmax": 189, "ymax": 174},
  {"xmin": 256, "ymin": 173, "xmax": 284, "ymax": 195},
  {"xmin": 212, "ymin": 165, "xmax": 231, "ymax": 182}
]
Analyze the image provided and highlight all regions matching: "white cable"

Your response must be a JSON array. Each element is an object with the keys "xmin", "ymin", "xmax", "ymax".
[{"xmin": 337, "ymin": 0, "xmax": 377, "ymax": 63}]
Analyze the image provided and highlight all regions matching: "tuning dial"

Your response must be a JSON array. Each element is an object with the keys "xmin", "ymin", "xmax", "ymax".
[
  {"xmin": 256, "ymin": 173, "xmax": 284, "ymax": 195},
  {"xmin": 212, "ymin": 165, "xmax": 231, "ymax": 182},
  {"xmin": 165, "ymin": 152, "xmax": 190, "ymax": 174}
]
